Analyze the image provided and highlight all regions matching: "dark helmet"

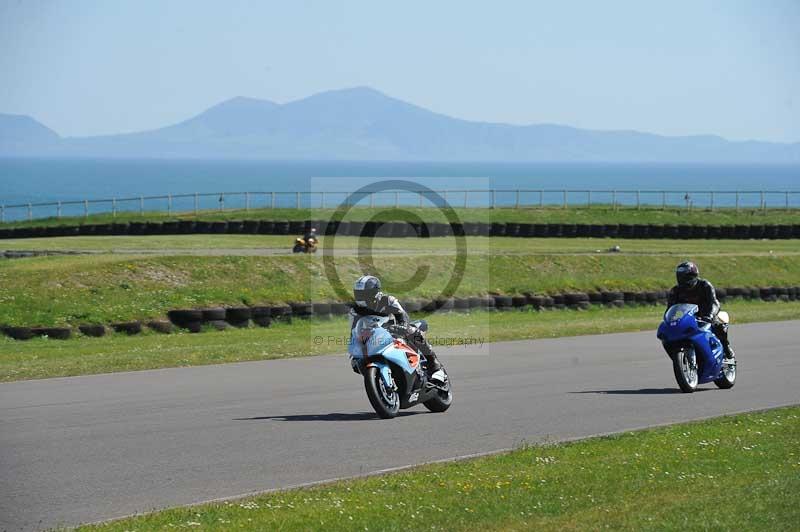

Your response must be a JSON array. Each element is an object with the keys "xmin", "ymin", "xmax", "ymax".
[
  {"xmin": 354, "ymin": 275, "xmax": 381, "ymax": 307},
  {"xmin": 676, "ymin": 261, "xmax": 699, "ymax": 288}
]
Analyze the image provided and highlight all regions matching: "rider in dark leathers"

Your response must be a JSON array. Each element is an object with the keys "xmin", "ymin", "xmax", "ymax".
[
  {"xmin": 350, "ymin": 275, "xmax": 443, "ymax": 375},
  {"xmin": 667, "ymin": 261, "xmax": 735, "ymax": 359},
  {"xmin": 303, "ymin": 227, "xmax": 318, "ymax": 244}
]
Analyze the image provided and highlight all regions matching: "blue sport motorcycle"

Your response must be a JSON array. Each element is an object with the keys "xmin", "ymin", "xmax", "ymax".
[
  {"xmin": 349, "ymin": 315, "xmax": 452, "ymax": 419},
  {"xmin": 657, "ymin": 303, "xmax": 736, "ymax": 393}
]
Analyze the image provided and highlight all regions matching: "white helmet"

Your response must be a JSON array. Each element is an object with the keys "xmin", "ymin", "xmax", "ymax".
[{"xmin": 353, "ymin": 275, "xmax": 381, "ymax": 307}]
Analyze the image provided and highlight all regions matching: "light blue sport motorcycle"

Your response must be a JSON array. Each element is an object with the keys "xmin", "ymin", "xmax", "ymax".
[
  {"xmin": 657, "ymin": 303, "xmax": 736, "ymax": 393},
  {"xmin": 348, "ymin": 315, "xmax": 452, "ymax": 419}
]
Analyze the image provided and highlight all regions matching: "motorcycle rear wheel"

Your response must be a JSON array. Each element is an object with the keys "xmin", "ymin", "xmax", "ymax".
[
  {"xmin": 364, "ymin": 367, "xmax": 400, "ymax": 419},
  {"xmin": 672, "ymin": 347, "xmax": 698, "ymax": 393}
]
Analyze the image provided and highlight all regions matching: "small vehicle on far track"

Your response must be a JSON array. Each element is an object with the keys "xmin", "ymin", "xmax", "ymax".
[
  {"xmin": 657, "ymin": 303, "xmax": 736, "ymax": 393},
  {"xmin": 348, "ymin": 314, "xmax": 452, "ymax": 419},
  {"xmin": 292, "ymin": 236, "xmax": 318, "ymax": 253}
]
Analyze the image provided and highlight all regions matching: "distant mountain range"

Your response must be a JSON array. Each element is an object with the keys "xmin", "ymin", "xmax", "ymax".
[{"xmin": 2, "ymin": 87, "xmax": 798, "ymax": 162}]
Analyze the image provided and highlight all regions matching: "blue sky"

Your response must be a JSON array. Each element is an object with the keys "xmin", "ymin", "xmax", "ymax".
[{"xmin": 1, "ymin": 0, "xmax": 798, "ymax": 142}]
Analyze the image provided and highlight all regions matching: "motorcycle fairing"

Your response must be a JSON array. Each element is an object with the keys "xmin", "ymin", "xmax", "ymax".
[{"xmin": 350, "ymin": 327, "xmax": 416, "ymax": 389}]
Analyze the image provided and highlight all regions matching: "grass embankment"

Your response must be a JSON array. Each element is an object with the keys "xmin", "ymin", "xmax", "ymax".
[
  {"xmin": 2, "ymin": 234, "xmax": 800, "ymax": 255},
  {"xmin": 4, "ymin": 205, "xmax": 800, "ymax": 229},
  {"xmin": 79, "ymin": 406, "xmax": 800, "ymax": 531},
  {"xmin": 2, "ymin": 300, "xmax": 798, "ymax": 382},
  {"xmin": 2, "ymin": 249, "xmax": 799, "ymax": 326}
]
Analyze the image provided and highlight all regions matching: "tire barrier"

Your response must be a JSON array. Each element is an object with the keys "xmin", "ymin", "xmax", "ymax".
[
  {"xmin": 467, "ymin": 296, "xmax": 483, "ymax": 309},
  {"xmin": 79, "ymin": 324, "xmax": 107, "ymax": 337},
  {"xmin": 30, "ymin": 327, "xmax": 73, "ymax": 340},
  {"xmin": 269, "ymin": 305, "xmax": 292, "ymax": 324},
  {"xmin": 587, "ymin": 291, "xmax": 603, "ymax": 304},
  {"xmin": 128, "ymin": 221, "xmax": 146, "ymax": 235},
  {"xmin": 167, "ymin": 309, "xmax": 203, "ymax": 333},
  {"xmin": 490, "ymin": 223, "xmax": 507, "ymax": 237},
  {"xmin": 532, "ymin": 223, "xmax": 548, "ymax": 237},
  {"xmin": 4, "ymin": 220, "xmax": 800, "ymax": 240},
  {"xmin": 3, "ymin": 326, "xmax": 34, "ymax": 340},
  {"xmin": 763, "ymin": 225, "xmax": 780, "ymax": 240},
  {"xmin": 312, "ymin": 302, "xmax": 332, "ymax": 319},
  {"xmin": 505, "ymin": 223, "xmax": 520, "ymax": 238},
  {"xmin": 527, "ymin": 295, "xmax": 545, "ymax": 308},
  {"xmin": 440, "ymin": 297, "xmax": 456, "ymax": 311},
  {"xmin": 718, "ymin": 225, "xmax": 734, "ymax": 239},
  {"xmin": 453, "ymin": 297, "xmax": 471, "ymax": 313},
  {"xmin": 511, "ymin": 295, "xmax": 527, "ymax": 308},
  {"xmin": 3, "ymin": 285, "xmax": 799, "ymax": 340},
  {"xmin": 192, "ymin": 221, "xmax": 210, "ymax": 233},
  {"xmin": 272, "ymin": 221, "xmax": 290, "ymax": 235},
  {"xmin": 749, "ymin": 225, "xmax": 766, "ymax": 239},
  {"xmin": 589, "ymin": 224, "xmax": 605, "ymax": 238},
  {"xmin": 202, "ymin": 308, "xmax": 226, "ymax": 321},
  {"xmin": 661, "ymin": 224, "xmax": 678, "ymax": 239},
  {"xmin": 258, "ymin": 220, "xmax": 275, "ymax": 234},
  {"xmin": 225, "ymin": 306, "xmax": 252, "ymax": 328},
  {"xmin": 161, "ymin": 221, "xmax": 179, "ymax": 234},
  {"xmin": 111, "ymin": 321, "xmax": 143, "ymax": 335},
  {"xmin": 493, "ymin": 295, "xmax": 513, "ymax": 310},
  {"xmin": 147, "ymin": 320, "xmax": 174, "ymax": 334},
  {"xmin": 549, "ymin": 224, "xmax": 564, "ymax": 238},
  {"xmin": 677, "ymin": 224, "xmax": 693, "ymax": 239},
  {"xmin": 251, "ymin": 306, "xmax": 272, "ymax": 327},
  {"xmin": 690, "ymin": 225, "xmax": 708, "ymax": 239},
  {"xmin": 777, "ymin": 225, "xmax": 793, "ymax": 239},
  {"xmin": 289, "ymin": 302, "xmax": 313, "ymax": 319},
  {"xmin": 226, "ymin": 221, "xmax": 243, "ymax": 234},
  {"xmin": 706, "ymin": 225, "xmax": 721, "ymax": 239},
  {"xmin": 601, "ymin": 290, "xmax": 624, "ymax": 304},
  {"xmin": 144, "ymin": 222, "xmax": 164, "ymax": 235}
]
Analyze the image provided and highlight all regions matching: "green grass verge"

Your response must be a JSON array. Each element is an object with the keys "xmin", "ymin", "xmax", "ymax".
[
  {"xmin": 2, "ymin": 300, "xmax": 798, "ymax": 382},
  {"xmin": 78, "ymin": 405, "xmax": 800, "ymax": 531},
  {"xmin": 1, "ymin": 246, "xmax": 799, "ymax": 326},
  {"xmin": 4, "ymin": 205, "xmax": 800, "ymax": 229},
  {"xmin": 2, "ymin": 234, "xmax": 800, "ymax": 255}
]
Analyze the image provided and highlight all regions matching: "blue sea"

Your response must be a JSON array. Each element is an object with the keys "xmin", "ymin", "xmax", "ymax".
[{"xmin": 1, "ymin": 158, "xmax": 798, "ymax": 221}]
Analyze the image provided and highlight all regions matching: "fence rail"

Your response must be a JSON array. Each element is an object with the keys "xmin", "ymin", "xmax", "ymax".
[{"xmin": 1, "ymin": 188, "xmax": 799, "ymax": 223}]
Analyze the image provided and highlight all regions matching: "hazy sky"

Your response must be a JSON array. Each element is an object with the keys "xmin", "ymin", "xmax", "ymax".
[{"xmin": 1, "ymin": 0, "xmax": 799, "ymax": 142}]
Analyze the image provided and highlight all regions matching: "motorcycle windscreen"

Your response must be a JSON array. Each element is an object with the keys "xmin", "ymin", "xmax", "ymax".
[
  {"xmin": 348, "ymin": 320, "xmax": 394, "ymax": 358},
  {"xmin": 664, "ymin": 303, "xmax": 698, "ymax": 323},
  {"xmin": 367, "ymin": 327, "xmax": 394, "ymax": 356}
]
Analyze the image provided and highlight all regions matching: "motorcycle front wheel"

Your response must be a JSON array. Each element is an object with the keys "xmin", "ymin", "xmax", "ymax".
[
  {"xmin": 364, "ymin": 367, "xmax": 400, "ymax": 419},
  {"xmin": 672, "ymin": 347, "xmax": 698, "ymax": 393},
  {"xmin": 423, "ymin": 376, "xmax": 453, "ymax": 413},
  {"xmin": 714, "ymin": 358, "xmax": 736, "ymax": 389}
]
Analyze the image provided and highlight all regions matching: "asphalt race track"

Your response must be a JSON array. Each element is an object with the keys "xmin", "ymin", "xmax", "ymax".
[{"xmin": 1, "ymin": 320, "xmax": 798, "ymax": 531}]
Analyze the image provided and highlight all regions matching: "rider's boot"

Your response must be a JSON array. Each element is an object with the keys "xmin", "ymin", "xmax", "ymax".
[
  {"xmin": 723, "ymin": 344, "xmax": 736, "ymax": 360},
  {"xmin": 417, "ymin": 341, "xmax": 443, "ymax": 375},
  {"xmin": 426, "ymin": 350, "xmax": 443, "ymax": 373},
  {"xmin": 715, "ymin": 322, "xmax": 735, "ymax": 360}
]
